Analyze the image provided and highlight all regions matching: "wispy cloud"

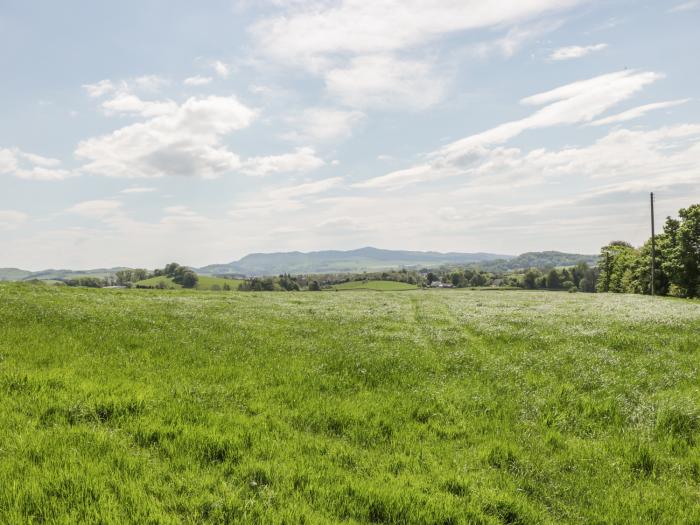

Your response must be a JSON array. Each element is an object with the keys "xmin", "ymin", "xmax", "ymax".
[
  {"xmin": 357, "ymin": 70, "xmax": 662, "ymax": 189},
  {"xmin": 0, "ymin": 210, "xmax": 28, "ymax": 230},
  {"xmin": 250, "ymin": 0, "xmax": 584, "ymax": 109},
  {"xmin": 590, "ymin": 99, "xmax": 691, "ymax": 126},
  {"xmin": 184, "ymin": 75, "xmax": 213, "ymax": 86},
  {"xmin": 0, "ymin": 147, "xmax": 75, "ymax": 181},
  {"xmin": 67, "ymin": 199, "xmax": 123, "ymax": 218},
  {"xmin": 240, "ymin": 147, "xmax": 325, "ymax": 177},
  {"xmin": 549, "ymin": 43, "xmax": 607, "ymax": 60},
  {"xmin": 120, "ymin": 187, "xmax": 157, "ymax": 194},
  {"xmin": 669, "ymin": 1, "xmax": 700, "ymax": 12}
]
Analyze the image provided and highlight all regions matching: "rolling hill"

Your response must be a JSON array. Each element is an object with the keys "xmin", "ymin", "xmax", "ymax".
[
  {"xmin": 0, "ymin": 268, "xmax": 33, "ymax": 281},
  {"xmin": 2, "ymin": 249, "xmax": 597, "ymax": 281},
  {"xmin": 0, "ymin": 267, "xmax": 128, "ymax": 282}
]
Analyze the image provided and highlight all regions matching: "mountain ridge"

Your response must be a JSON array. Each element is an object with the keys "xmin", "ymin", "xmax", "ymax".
[
  {"xmin": 197, "ymin": 246, "xmax": 514, "ymax": 276},
  {"xmin": 1, "ymin": 248, "xmax": 599, "ymax": 281}
]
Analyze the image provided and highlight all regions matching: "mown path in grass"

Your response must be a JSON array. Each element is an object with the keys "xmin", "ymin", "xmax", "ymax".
[{"xmin": 0, "ymin": 284, "xmax": 699, "ymax": 524}]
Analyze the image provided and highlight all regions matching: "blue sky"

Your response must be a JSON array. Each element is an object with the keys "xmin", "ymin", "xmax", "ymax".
[{"xmin": 1, "ymin": 0, "xmax": 699, "ymax": 270}]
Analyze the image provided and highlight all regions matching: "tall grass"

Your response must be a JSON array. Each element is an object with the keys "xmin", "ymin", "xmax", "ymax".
[{"xmin": 1, "ymin": 284, "xmax": 699, "ymax": 523}]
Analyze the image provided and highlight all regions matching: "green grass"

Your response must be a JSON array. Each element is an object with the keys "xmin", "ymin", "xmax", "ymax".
[
  {"xmin": 135, "ymin": 275, "xmax": 244, "ymax": 291},
  {"xmin": 1, "ymin": 284, "xmax": 699, "ymax": 523},
  {"xmin": 331, "ymin": 279, "xmax": 418, "ymax": 291}
]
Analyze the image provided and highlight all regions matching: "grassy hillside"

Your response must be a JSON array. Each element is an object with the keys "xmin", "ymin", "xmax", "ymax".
[
  {"xmin": 1, "ymin": 284, "xmax": 699, "ymax": 523},
  {"xmin": 135, "ymin": 275, "xmax": 244, "ymax": 290},
  {"xmin": 331, "ymin": 280, "xmax": 418, "ymax": 291}
]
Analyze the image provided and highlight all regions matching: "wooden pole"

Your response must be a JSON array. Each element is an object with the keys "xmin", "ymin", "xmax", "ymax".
[{"xmin": 650, "ymin": 192, "xmax": 656, "ymax": 297}]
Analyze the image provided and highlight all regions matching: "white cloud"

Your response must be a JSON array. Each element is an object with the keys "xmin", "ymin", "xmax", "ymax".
[
  {"xmin": 283, "ymin": 107, "xmax": 365, "ymax": 141},
  {"xmin": 84, "ymin": 76, "xmax": 168, "ymax": 102},
  {"xmin": 211, "ymin": 60, "xmax": 230, "ymax": 78},
  {"xmin": 120, "ymin": 187, "xmax": 157, "ymax": 194},
  {"xmin": 250, "ymin": 1, "xmax": 582, "ymax": 109},
  {"xmin": 67, "ymin": 199, "xmax": 123, "ymax": 218},
  {"xmin": 354, "ymin": 164, "xmax": 438, "ymax": 190},
  {"xmin": 0, "ymin": 147, "xmax": 74, "ymax": 180},
  {"xmin": 669, "ymin": 1, "xmax": 699, "ymax": 12},
  {"xmin": 184, "ymin": 75, "xmax": 214, "ymax": 86},
  {"xmin": 251, "ymin": 0, "xmax": 581, "ymax": 65},
  {"xmin": 101, "ymin": 93, "xmax": 179, "ymax": 118},
  {"xmin": 132, "ymin": 75, "xmax": 168, "ymax": 92},
  {"xmin": 359, "ymin": 70, "xmax": 662, "ymax": 189},
  {"xmin": 76, "ymin": 95, "xmax": 257, "ymax": 178},
  {"xmin": 163, "ymin": 205, "xmax": 197, "ymax": 216},
  {"xmin": 473, "ymin": 20, "xmax": 564, "ymax": 59},
  {"xmin": 549, "ymin": 43, "xmax": 607, "ymax": 60},
  {"xmin": 241, "ymin": 147, "xmax": 325, "ymax": 177},
  {"xmin": 589, "ymin": 99, "xmax": 691, "ymax": 126},
  {"xmin": 0, "ymin": 210, "xmax": 28, "ymax": 230},
  {"xmin": 0, "ymin": 148, "xmax": 18, "ymax": 173},
  {"xmin": 441, "ymin": 70, "xmax": 661, "ymax": 159},
  {"xmin": 269, "ymin": 176, "xmax": 343, "ymax": 199},
  {"xmin": 18, "ymin": 151, "xmax": 61, "ymax": 167},
  {"xmin": 14, "ymin": 167, "xmax": 74, "ymax": 181},
  {"xmin": 82, "ymin": 79, "xmax": 115, "ymax": 98},
  {"xmin": 325, "ymin": 54, "xmax": 447, "ymax": 110}
]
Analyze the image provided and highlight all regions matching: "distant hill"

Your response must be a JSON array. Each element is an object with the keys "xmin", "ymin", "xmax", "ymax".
[
  {"xmin": 1, "ymin": 249, "xmax": 598, "ymax": 282},
  {"xmin": 0, "ymin": 268, "xmax": 33, "ymax": 281},
  {"xmin": 473, "ymin": 251, "xmax": 599, "ymax": 271},
  {"xmin": 0, "ymin": 268, "xmax": 128, "ymax": 282},
  {"xmin": 198, "ymin": 247, "xmax": 512, "ymax": 276}
]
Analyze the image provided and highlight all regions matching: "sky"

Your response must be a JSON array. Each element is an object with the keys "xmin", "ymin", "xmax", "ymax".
[{"xmin": 1, "ymin": 0, "xmax": 699, "ymax": 270}]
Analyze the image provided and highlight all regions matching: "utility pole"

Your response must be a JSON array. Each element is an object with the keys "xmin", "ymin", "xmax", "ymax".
[{"xmin": 650, "ymin": 192, "xmax": 656, "ymax": 297}]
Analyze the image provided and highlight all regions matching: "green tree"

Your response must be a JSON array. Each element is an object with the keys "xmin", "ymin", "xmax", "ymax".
[
  {"xmin": 164, "ymin": 263, "xmax": 181, "ymax": 277},
  {"xmin": 597, "ymin": 241, "xmax": 637, "ymax": 293},
  {"xmin": 179, "ymin": 271, "xmax": 198, "ymax": 288},
  {"xmin": 546, "ymin": 269, "xmax": 561, "ymax": 289},
  {"xmin": 469, "ymin": 273, "xmax": 486, "ymax": 287},
  {"xmin": 661, "ymin": 204, "xmax": 700, "ymax": 297},
  {"xmin": 115, "ymin": 270, "xmax": 133, "ymax": 286},
  {"xmin": 132, "ymin": 269, "xmax": 149, "ymax": 281},
  {"xmin": 523, "ymin": 270, "xmax": 539, "ymax": 289}
]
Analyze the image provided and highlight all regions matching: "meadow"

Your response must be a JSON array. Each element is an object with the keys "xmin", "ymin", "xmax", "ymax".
[
  {"xmin": 135, "ymin": 275, "xmax": 245, "ymax": 291},
  {"xmin": 1, "ymin": 284, "xmax": 699, "ymax": 524},
  {"xmin": 331, "ymin": 280, "xmax": 418, "ymax": 291}
]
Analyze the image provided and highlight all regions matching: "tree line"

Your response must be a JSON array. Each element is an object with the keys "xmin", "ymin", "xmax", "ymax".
[
  {"xmin": 596, "ymin": 203, "xmax": 699, "ymax": 298},
  {"xmin": 65, "ymin": 263, "xmax": 200, "ymax": 289}
]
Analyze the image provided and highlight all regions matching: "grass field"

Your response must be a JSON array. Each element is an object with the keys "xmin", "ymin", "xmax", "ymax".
[
  {"xmin": 1, "ymin": 284, "xmax": 699, "ymax": 523},
  {"xmin": 135, "ymin": 275, "xmax": 245, "ymax": 291},
  {"xmin": 331, "ymin": 280, "xmax": 418, "ymax": 291}
]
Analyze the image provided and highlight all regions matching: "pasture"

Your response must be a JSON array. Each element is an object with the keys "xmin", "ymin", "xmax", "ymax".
[
  {"xmin": 135, "ymin": 275, "xmax": 245, "ymax": 291},
  {"xmin": 0, "ymin": 284, "xmax": 699, "ymax": 524},
  {"xmin": 331, "ymin": 280, "xmax": 418, "ymax": 291}
]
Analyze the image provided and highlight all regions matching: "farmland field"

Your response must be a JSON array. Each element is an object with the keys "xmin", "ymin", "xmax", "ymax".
[
  {"xmin": 1, "ymin": 284, "xmax": 699, "ymax": 524},
  {"xmin": 331, "ymin": 280, "xmax": 418, "ymax": 291},
  {"xmin": 135, "ymin": 275, "xmax": 245, "ymax": 291}
]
